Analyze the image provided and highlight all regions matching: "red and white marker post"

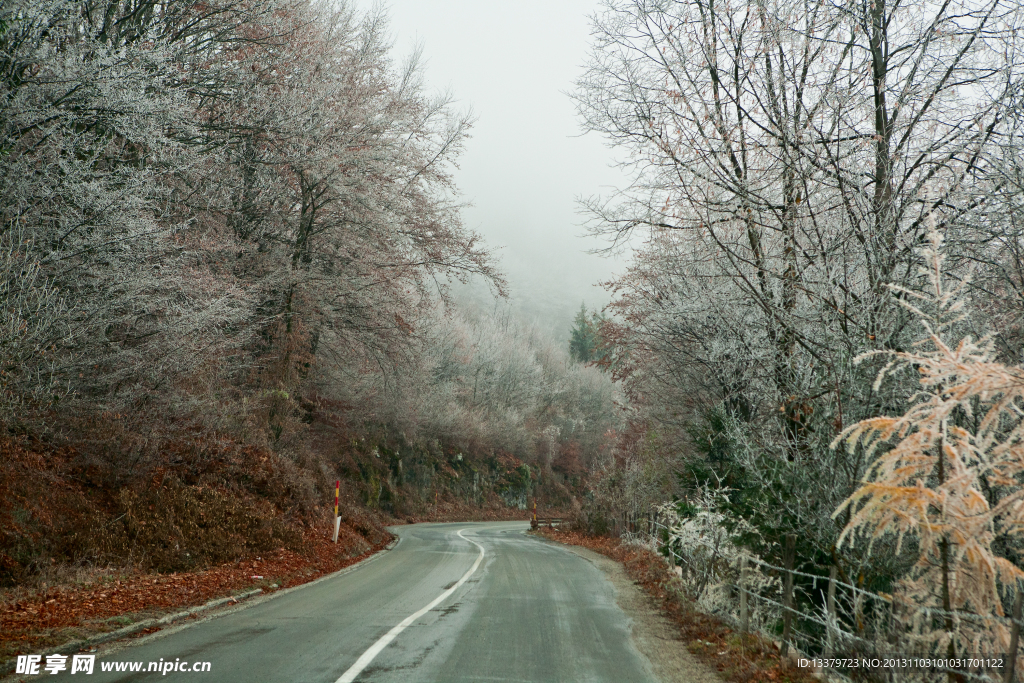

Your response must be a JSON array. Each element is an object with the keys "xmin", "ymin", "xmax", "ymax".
[{"xmin": 332, "ymin": 480, "xmax": 341, "ymax": 543}]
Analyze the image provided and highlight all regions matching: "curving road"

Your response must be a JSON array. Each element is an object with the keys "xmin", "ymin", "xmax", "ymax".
[{"xmin": 67, "ymin": 522, "xmax": 659, "ymax": 683}]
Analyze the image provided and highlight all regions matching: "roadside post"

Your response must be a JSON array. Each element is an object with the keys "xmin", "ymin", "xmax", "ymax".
[
  {"xmin": 332, "ymin": 480, "xmax": 341, "ymax": 543},
  {"xmin": 781, "ymin": 534, "xmax": 796, "ymax": 658},
  {"xmin": 739, "ymin": 556, "xmax": 749, "ymax": 634},
  {"xmin": 825, "ymin": 566, "xmax": 836, "ymax": 658}
]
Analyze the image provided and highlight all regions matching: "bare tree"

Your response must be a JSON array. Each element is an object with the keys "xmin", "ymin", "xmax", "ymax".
[
  {"xmin": 184, "ymin": 1, "xmax": 502, "ymax": 385},
  {"xmin": 0, "ymin": 0, "xmax": 503, "ymax": 426},
  {"xmin": 0, "ymin": 0, "xmax": 258, "ymax": 413},
  {"xmin": 576, "ymin": 0, "xmax": 1024, "ymax": 460}
]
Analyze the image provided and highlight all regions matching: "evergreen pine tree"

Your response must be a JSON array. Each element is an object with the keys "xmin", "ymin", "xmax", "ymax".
[{"xmin": 569, "ymin": 303, "xmax": 598, "ymax": 363}]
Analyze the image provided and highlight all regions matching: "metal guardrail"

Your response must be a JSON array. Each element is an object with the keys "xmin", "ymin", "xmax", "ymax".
[{"xmin": 530, "ymin": 517, "xmax": 563, "ymax": 530}]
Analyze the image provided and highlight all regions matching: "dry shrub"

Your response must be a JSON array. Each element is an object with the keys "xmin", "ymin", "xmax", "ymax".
[
  {"xmin": 102, "ymin": 478, "xmax": 301, "ymax": 572},
  {"xmin": 0, "ymin": 437, "xmax": 105, "ymax": 586},
  {"xmin": 338, "ymin": 505, "xmax": 393, "ymax": 547},
  {"xmin": 0, "ymin": 424, "xmax": 319, "ymax": 584},
  {"xmin": 569, "ymin": 498, "xmax": 588, "ymax": 532}
]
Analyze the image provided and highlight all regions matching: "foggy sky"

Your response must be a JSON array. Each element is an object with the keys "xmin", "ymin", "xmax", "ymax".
[{"xmin": 368, "ymin": 0, "xmax": 630, "ymax": 339}]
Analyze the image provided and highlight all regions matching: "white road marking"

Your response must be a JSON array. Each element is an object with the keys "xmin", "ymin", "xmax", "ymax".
[{"xmin": 334, "ymin": 528, "xmax": 486, "ymax": 683}]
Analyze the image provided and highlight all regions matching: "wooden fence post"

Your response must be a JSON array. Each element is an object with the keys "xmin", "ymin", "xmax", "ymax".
[
  {"xmin": 1003, "ymin": 589, "xmax": 1023, "ymax": 683},
  {"xmin": 781, "ymin": 534, "xmax": 796, "ymax": 658},
  {"xmin": 740, "ymin": 556, "xmax": 749, "ymax": 634},
  {"xmin": 825, "ymin": 566, "xmax": 837, "ymax": 658},
  {"xmin": 853, "ymin": 581, "xmax": 864, "ymax": 637}
]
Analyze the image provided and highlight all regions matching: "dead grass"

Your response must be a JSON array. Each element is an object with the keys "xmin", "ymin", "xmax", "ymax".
[{"xmin": 535, "ymin": 528, "xmax": 819, "ymax": 683}]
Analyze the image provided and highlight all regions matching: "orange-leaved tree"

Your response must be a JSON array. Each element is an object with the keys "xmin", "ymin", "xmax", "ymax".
[{"xmin": 833, "ymin": 228, "xmax": 1024, "ymax": 664}]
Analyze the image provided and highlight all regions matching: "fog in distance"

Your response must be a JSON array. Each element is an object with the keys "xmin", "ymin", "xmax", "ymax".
[{"xmin": 369, "ymin": 0, "xmax": 630, "ymax": 339}]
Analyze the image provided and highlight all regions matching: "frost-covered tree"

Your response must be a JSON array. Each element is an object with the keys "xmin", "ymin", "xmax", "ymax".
[
  {"xmin": 322, "ymin": 301, "xmax": 621, "ymax": 473},
  {"xmin": 186, "ymin": 1, "xmax": 501, "ymax": 385},
  {"xmin": 576, "ymin": 0, "xmax": 1024, "ymax": 460},
  {"xmin": 576, "ymin": 0, "xmax": 1024, "ymax": 578},
  {"xmin": 835, "ymin": 229, "xmax": 1024, "ymax": 662},
  {"xmin": 0, "ymin": 0, "xmax": 256, "ymax": 412},
  {"xmin": 0, "ymin": 0, "xmax": 503, "ymax": 427}
]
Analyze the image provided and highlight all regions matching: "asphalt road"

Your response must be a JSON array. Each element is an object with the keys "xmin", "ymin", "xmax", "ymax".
[{"xmin": 54, "ymin": 522, "xmax": 659, "ymax": 683}]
